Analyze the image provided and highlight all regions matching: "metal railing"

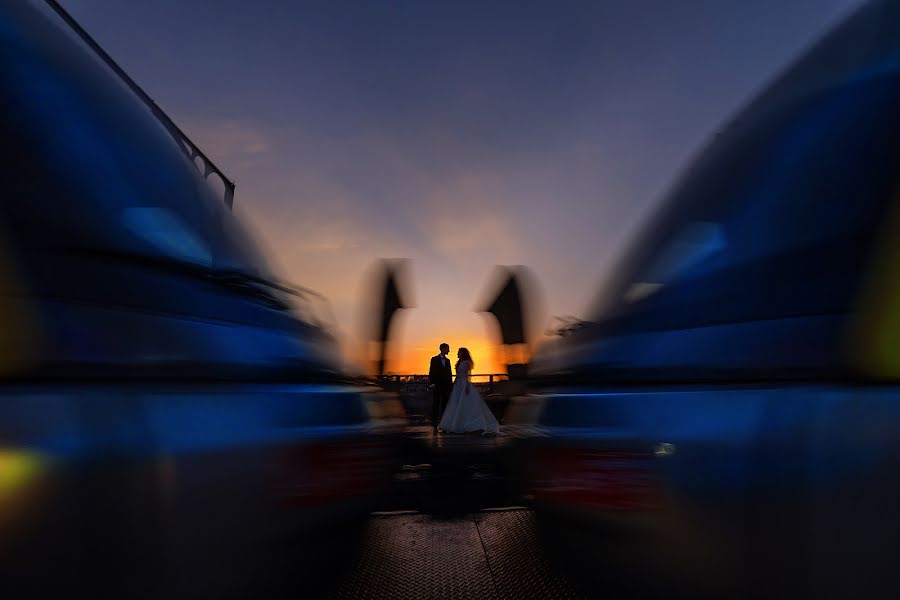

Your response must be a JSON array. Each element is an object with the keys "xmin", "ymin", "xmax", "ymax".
[
  {"xmin": 45, "ymin": 0, "xmax": 236, "ymax": 209},
  {"xmin": 376, "ymin": 373, "xmax": 510, "ymax": 395}
]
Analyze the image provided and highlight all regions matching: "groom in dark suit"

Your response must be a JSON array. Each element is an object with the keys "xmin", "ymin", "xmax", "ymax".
[{"xmin": 428, "ymin": 343, "xmax": 453, "ymax": 431}]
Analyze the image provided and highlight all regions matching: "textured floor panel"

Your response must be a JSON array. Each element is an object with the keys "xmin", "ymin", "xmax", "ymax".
[
  {"xmin": 333, "ymin": 513, "xmax": 498, "ymax": 599},
  {"xmin": 475, "ymin": 510, "xmax": 586, "ymax": 600},
  {"xmin": 333, "ymin": 510, "xmax": 584, "ymax": 599}
]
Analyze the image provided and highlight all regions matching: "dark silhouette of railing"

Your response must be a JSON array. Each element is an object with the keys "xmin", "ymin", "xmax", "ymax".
[
  {"xmin": 45, "ymin": 0, "xmax": 236, "ymax": 209},
  {"xmin": 376, "ymin": 373, "xmax": 509, "ymax": 395}
]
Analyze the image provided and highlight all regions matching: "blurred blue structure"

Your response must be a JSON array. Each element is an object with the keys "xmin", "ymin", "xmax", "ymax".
[
  {"xmin": 0, "ymin": 2, "xmax": 399, "ymax": 598},
  {"xmin": 519, "ymin": 1, "xmax": 900, "ymax": 597}
]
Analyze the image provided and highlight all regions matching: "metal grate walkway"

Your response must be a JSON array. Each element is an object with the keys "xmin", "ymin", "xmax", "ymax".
[{"xmin": 333, "ymin": 510, "xmax": 585, "ymax": 600}]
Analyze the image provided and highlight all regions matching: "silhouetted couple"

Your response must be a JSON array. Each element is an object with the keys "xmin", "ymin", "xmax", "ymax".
[{"xmin": 428, "ymin": 343, "xmax": 500, "ymax": 435}]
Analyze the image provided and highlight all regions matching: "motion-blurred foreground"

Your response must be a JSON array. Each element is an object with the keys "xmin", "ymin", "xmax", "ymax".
[
  {"xmin": 516, "ymin": 1, "xmax": 900, "ymax": 597},
  {"xmin": 0, "ymin": 2, "xmax": 400, "ymax": 598},
  {"xmin": 4, "ymin": 0, "xmax": 900, "ymax": 598}
]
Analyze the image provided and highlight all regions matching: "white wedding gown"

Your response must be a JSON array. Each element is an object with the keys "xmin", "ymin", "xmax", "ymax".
[{"xmin": 439, "ymin": 360, "xmax": 500, "ymax": 434}]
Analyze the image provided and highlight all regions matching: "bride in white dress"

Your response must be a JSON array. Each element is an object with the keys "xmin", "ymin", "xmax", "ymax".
[{"xmin": 439, "ymin": 348, "xmax": 501, "ymax": 435}]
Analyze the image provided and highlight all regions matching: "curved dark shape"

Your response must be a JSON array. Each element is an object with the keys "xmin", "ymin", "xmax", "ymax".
[{"xmin": 483, "ymin": 269, "xmax": 527, "ymax": 346}]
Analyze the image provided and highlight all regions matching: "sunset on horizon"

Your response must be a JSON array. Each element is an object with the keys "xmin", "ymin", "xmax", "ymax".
[
  {"xmin": 9, "ymin": 1, "xmax": 900, "ymax": 597},
  {"xmin": 60, "ymin": 0, "xmax": 861, "ymax": 377}
]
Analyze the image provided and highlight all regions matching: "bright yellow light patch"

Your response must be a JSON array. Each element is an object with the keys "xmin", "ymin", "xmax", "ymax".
[
  {"xmin": 0, "ymin": 449, "xmax": 50, "ymax": 536},
  {"xmin": 0, "ymin": 449, "xmax": 48, "ymax": 501}
]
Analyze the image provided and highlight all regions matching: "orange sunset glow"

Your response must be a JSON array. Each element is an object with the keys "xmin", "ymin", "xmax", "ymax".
[
  {"xmin": 238, "ymin": 203, "xmax": 545, "ymax": 376},
  {"xmin": 361, "ymin": 294, "xmax": 515, "ymax": 376},
  {"xmin": 387, "ymin": 337, "xmax": 505, "ymax": 376},
  {"xmin": 62, "ymin": 0, "xmax": 861, "ymax": 382}
]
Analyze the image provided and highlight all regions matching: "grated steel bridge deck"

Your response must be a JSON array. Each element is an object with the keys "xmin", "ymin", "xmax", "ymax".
[{"xmin": 333, "ymin": 510, "xmax": 585, "ymax": 600}]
